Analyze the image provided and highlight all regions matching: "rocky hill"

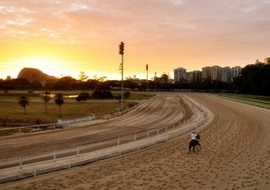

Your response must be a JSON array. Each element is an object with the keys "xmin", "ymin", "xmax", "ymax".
[{"xmin": 17, "ymin": 67, "xmax": 56, "ymax": 82}]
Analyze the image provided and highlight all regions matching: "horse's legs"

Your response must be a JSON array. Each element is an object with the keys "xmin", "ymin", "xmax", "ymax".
[
  {"xmin": 189, "ymin": 141, "xmax": 199, "ymax": 152},
  {"xmin": 196, "ymin": 141, "xmax": 201, "ymax": 150}
]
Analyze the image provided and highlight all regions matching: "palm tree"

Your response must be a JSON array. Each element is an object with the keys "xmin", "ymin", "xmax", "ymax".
[
  {"xmin": 54, "ymin": 93, "xmax": 64, "ymax": 118},
  {"xmin": 18, "ymin": 96, "xmax": 29, "ymax": 114},
  {"xmin": 42, "ymin": 91, "xmax": 51, "ymax": 113}
]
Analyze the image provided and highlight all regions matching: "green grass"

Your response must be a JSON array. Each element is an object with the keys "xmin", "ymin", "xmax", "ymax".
[
  {"xmin": 0, "ymin": 127, "xmax": 32, "ymax": 136},
  {"xmin": 215, "ymin": 93, "xmax": 270, "ymax": 108},
  {"xmin": 0, "ymin": 90, "xmax": 153, "ymax": 125},
  {"xmin": 112, "ymin": 92, "xmax": 154, "ymax": 100},
  {"xmin": 1, "ymin": 90, "xmax": 153, "ymax": 100},
  {"xmin": 0, "ymin": 101, "xmax": 136, "ymax": 125}
]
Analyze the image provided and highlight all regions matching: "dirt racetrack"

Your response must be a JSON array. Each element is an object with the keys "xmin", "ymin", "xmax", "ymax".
[
  {"xmin": 0, "ymin": 94, "xmax": 192, "ymax": 159},
  {"xmin": 1, "ymin": 93, "xmax": 270, "ymax": 190}
]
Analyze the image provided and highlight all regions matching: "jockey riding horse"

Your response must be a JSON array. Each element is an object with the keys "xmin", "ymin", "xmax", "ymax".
[{"xmin": 189, "ymin": 132, "xmax": 201, "ymax": 152}]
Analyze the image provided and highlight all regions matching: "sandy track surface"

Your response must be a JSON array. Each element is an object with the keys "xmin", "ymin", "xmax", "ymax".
[
  {"xmin": 1, "ymin": 93, "xmax": 270, "ymax": 190},
  {"xmin": 0, "ymin": 94, "xmax": 190, "ymax": 159}
]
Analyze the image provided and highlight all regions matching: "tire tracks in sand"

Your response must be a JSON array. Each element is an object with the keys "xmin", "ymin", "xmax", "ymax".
[{"xmin": 1, "ymin": 93, "xmax": 270, "ymax": 190}]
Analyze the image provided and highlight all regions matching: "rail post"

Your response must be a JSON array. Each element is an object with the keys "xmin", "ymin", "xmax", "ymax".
[
  {"xmin": 77, "ymin": 146, "xmax": 80, "ymax": 156},
  {"xmin": 19, "ymin": 156, "xmax": 23, "ymax": 168},
  {"xmin": 53, "ymin": 149, "xmax": 56, "ymax": 160}
]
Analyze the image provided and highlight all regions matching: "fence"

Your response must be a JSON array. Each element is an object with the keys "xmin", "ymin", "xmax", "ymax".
[
  {"xmin": 0, "ymin": 95, "xmax": 210, "ymax": 183},
  {"xmin": 216, "ymin": 95, "xmax": 270, "ymax": 110},
  {"xmin": 0, "ymin": 100, "xmax": 142, "ymax": 136}
]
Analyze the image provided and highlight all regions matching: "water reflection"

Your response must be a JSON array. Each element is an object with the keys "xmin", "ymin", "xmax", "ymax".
[{"xmin": 40, "ymin": 94, "xmax": 78, "ymax": 98}]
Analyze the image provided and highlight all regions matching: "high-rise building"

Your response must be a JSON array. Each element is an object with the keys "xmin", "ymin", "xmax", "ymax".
[
  {"xmin": 202, "ymin": 66, "xmax": 211, "ymax": 80},
  {"xmin": 174, "ymin": 65, "xmax": 242, "ymax": 83},
  {"xmin": 174, "ymin": 67, "xmax": 186, "ymax": 82},
  {"xmin": 221, "ymin": 67, "xmax": 231, "ymax": 82},
  {"xmin": 264, "ymin": 57, "xmax": 270, "ymax": 65},
  {"xmin": 6, "ymin": 76, "xmax": 11, "ymax": 81},
  {"xmin": 211, "ymin": 65, "xmax": 221, "ymax": 80},
  {"xmin": 231, "ymin": 66, "xmax": 242, "ymax": 81},
  {"xmin": 193, "ymin": 70, "xmax": 202, "ymax": 82},
  {"xmin": 184, "ymin": 72, "xmax": 193, "ymax": 82}
]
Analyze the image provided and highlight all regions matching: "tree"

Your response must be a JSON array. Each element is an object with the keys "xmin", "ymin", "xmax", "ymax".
[
  {"xmin": 92, "ymin": 76, "xmax": 107, "ymax": 91},
  {"xmin": 18, "ymin": 96, "xmax": 29, "ymax": 114},
  {"xmin": 42, "ymin": 91, "xmax": 51, "ymax": 113},
  {"xmin": 76, "ymin": 92, "xmax": 90, "ymax": 102},
  {"xmin": 235, "ymin": 62, "xmax": 265, "ymax": 94},
  {"xmin": 124, "ymin": 92, "xmax": 131, "ymax": 99},
  {"xmin": 92, "ymin": 90, "xmax": 113, "ymax": 99},
  {"xmin": 78, "ymin": 71, "xmax": 89, "ymax": 82},
  {"xmin": 53, "ymin": 76, "xmax": 77, "ymax": 90},
  {"xmin": 159, "ymin": 72, "xmax": 171, "ymax": 83},
  {"xmin": 54, "ymin": 93, "xmax": 64, "ymax": 118}
]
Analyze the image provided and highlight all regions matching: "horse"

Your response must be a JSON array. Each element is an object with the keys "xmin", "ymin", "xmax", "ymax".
[{"xmin": 189, "ymin": 139, "xmax": 201, "ymax": 152}]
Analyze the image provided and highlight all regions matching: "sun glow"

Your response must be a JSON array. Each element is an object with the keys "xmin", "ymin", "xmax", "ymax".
[{"xmin": 1, "ymin": 56, "xmax": 78, "ymax": 79}]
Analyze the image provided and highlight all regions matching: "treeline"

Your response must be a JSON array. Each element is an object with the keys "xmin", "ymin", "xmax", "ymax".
[
  {"xmin": 234, "ymin": 63, "xmax": 270, "ymax": 95},
  {"xmin": 0, "ymin": 76, "xmax": 153, "ymax": 92},
  {"xmin": 1, "ymin": 63, "xmax": 270, "ymax": 96}
]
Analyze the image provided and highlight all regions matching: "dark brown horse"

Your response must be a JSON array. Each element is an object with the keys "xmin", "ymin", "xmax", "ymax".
[{"xmin": 189, "ymin": 140, "xmax": 201, "ymax": 152}]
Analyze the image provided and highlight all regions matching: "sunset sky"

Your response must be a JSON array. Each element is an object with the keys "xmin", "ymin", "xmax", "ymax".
[{"xmin": 1, "ymin": 0, "xmax": 270, "ymax": 80}]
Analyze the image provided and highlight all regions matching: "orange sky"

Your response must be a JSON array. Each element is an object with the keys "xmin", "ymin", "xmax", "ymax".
[{"xmin": 1, "ymin": 0, "xmax": 270, "ymax": 80}]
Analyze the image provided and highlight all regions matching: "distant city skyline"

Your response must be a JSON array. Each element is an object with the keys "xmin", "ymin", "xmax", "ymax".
[
  {"xmin": 174, "ymin": 65, "xmax": 242, "ymax": 83},
  {"xmin": 1, "ymin": 57, "xmax": 269, "ymax": 81},
  {"xmin": 174, "ymin": 57, "xmax": 270, "ymax": 83}
]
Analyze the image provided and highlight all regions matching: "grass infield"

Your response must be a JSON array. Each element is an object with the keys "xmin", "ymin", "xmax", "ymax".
[{"xmin": 0, "ymin": 91, "xmax": 149, "ymax": 125}]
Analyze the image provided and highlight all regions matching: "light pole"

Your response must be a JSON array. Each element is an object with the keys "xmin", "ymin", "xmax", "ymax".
[
  {"xmin": 119, "ymin": 42, "xmax": 124, "ymax": 111},
  {"xmin": 146, "ymin": 64, "xmax": 148, "ymax": 99},
  {"xmin": 154, "ymin": 72, "xmax": 157, "ymax": 92}
]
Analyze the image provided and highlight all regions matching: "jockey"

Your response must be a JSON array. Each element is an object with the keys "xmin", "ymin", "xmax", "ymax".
[
  {"xmin": 191, "ymin": 132, "xmax": 197, "ymax": 141},
  {"xmin": 191, "ymin": 132, "xmax": 201, "ymax": 145}
]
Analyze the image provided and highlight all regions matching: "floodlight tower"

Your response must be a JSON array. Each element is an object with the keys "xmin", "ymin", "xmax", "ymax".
[
  {"xmin": 146, "ymin": 64, "xmax": 149, "ymax": 99},
  {"xmin": 119, "ymin": 42, "xmax": 124, "ymax": 111}
]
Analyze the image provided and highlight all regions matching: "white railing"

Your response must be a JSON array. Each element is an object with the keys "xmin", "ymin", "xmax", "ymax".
[
  {"xmin": 216, "ymin": 95, "xmax": 270, "ymax": 110},
  {"xmin": 0, "ymin": 95, "xmax": 210, "ymax": 183},
  {"xmin": 0, "ymin": 100, "xmax": 145, "ymax": 136}
]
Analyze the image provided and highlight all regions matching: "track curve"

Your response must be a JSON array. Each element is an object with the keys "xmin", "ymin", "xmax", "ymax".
[{"xmin": 2, "ymin": 93, "xmax": 270, "ymax": 190}]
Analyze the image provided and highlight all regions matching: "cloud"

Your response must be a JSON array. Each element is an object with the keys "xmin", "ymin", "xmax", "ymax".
[{"xmin": 1, "ymin": 0, "xmax": 270, "ymax": 77}]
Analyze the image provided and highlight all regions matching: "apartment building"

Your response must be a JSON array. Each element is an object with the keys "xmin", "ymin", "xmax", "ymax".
[
  {"xmin": 175, "ymin": 65, "xmax": 241, "ymax": 83},
  {"xmin": 211, "ymin": 65, "xmax": 221, "ymax": 80},
  {"xmin": 231, "ymin": 66, "xmax": 242, "ymax": 81},
  {"xmin": 174, "ymin": 67, "xmax": 186, "ymax": 82},
  {"xmin": 202, "ymin": 66, "xmax": 211, "ymax": 80},
  {"xmin": 173, "ymin": 57, "xmax": 270, "ymax": 83},
  {"xmin": 264, "ymin": 57, "xmax": 270, "ymax": 65},
  {"xmin": 221, "ymin": 67, "xmax": 231, "ymax": 82}
]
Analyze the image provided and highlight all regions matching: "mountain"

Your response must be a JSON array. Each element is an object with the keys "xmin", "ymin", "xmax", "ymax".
[{"xmin": 17, "ymin": 67, "xmax": 56, "ymax": 82}]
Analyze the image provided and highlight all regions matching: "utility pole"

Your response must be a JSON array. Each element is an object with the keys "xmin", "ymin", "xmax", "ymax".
[
  {"xmin": 119, "ymin": 42, "xmax": 124, "ymax": 111},
  {"xmin": 154, "ymin": 72, "xmax": 157, "ymax": 92},
  {"xmin": 146, "ymin": 64, "xmax": 148, "ymax": 99}
]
